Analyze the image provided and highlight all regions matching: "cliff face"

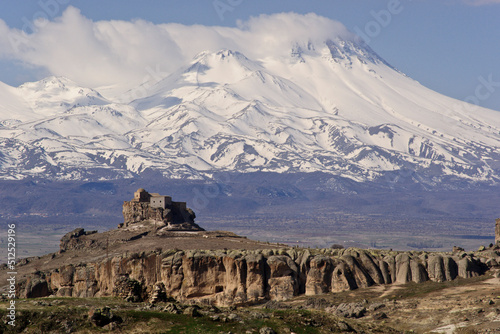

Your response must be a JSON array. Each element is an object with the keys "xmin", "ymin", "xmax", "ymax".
[{"xmin": 19, "ymin": 247, "xmax": 499, "ymax": 306}]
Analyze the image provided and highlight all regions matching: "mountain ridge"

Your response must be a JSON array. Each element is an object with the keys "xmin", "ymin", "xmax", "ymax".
[{"xmin": 0, "ymin": 38, "xmax": 499, "ymax": 185}]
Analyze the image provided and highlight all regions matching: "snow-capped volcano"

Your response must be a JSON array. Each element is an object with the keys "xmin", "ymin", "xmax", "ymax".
[{"xmin": 1, "ymin": 37, "xmax": 500, "ymax": 184}]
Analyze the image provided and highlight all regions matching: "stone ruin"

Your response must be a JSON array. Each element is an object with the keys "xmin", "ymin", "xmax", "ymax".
[{"xmin": 120, "ymin": 188, "xmax": 203, "ymax": 231}]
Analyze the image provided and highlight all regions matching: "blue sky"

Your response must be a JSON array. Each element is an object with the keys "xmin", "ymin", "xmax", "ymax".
[{"xmin": 0, "ymin": 0, "xmax": 499, "ymax": 111}]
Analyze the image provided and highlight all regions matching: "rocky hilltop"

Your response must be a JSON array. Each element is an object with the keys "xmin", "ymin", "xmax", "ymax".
[
  {"xmin": 5, "ymin": 188, "xmax": 500, "ymax": 307},
  {"xmin": 2, "ymin": 193, "xmax": 500, "ymax": 333},
  {"xmin": 16, "ymin": 240, "xmax": 500, "ymax": 306},
  {"xmin": 4, "ymin": 190, "xmax": 500, "ymax": 309}
]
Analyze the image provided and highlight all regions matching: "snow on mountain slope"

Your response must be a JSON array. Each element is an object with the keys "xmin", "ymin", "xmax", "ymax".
[
  {"xmin": 18, "ymin": 77, "xmax": 109, "ymax": 116},
  {"xmin": 0, "ymin": 81, "xmax": 37, "ymax": 124},
  {"xmin": 0, "ymin": 37, "xmax": 499, "ymax": 183}
]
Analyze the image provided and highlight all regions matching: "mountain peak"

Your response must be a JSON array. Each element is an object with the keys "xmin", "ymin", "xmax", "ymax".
[
  {"xmin": 215, "ymin": 49, "xmax": 245, "ymax": 59},
  {"xmin": 17, "ymin": 76, "xmax": 109, "ymax": 117},
  {"xmin": 192, "ymin": 49, "xmax": 258, "ymax": 68},
  {"xmin": 19, "ymin": 76, "xmax": 74, "ymax": 91},
  {"xmin": 0, "ymin": 40, "xmax": 500, "ymax": 184},
  {"xmin": 176, "ymin": 49, "xmax": 265, "ymax": 87}
]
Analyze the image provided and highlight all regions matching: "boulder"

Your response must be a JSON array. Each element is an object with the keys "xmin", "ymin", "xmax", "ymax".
[
  {"xmin": 88, "ymin": 307, "xmax": 122, "ymax": 327},
  {"xmin": 334, "ymin": 302, "xmax": 367, "ymax": 318},
  {"xmin": 162, "ymin": 302, "xmax": 181, "ymax": 314},
  {"xmin": 259, "ymin": 327, "xmax": 277, "ymax": 334}
]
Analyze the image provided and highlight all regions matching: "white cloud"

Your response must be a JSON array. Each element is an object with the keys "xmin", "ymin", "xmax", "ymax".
[
  {"xmin": 0, "ymin": 19, "xmax": 16, "ymax": 58},
  {"xmin": 0, "ymin": 8, "xmax": 353, "ymax": 90}
]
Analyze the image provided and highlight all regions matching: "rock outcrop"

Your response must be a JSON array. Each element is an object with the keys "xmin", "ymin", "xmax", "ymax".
[
  {"xmin": 60, "ymin": 228, "xmax": 98, "ymax": 252},
  {"xmin": 496, "ymin": 218, "xmax": 500, "ymax": 244},
  {"xmin": 120, "ymin": 188, "xmax": 202, "ymax": 231},
  {"xmin": 18, "ymin": 247, "xmax": 499, "ymax": 306}
]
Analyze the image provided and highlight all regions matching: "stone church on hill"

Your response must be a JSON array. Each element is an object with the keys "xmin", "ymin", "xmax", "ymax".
[{"xmin": 121, "ymin": 188, "xmax": 203, "ymax": 231}]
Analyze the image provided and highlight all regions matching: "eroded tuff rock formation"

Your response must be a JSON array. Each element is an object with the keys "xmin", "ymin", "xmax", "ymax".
[
  {"xmin": 121, "ymin": 188, "xmax": 202, "ymax": 231},
  {"xmin": 19, "ymin": 247, "xmax": 499, "ymax": 306}
]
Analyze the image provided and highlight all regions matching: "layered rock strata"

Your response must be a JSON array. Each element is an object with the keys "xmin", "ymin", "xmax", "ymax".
[{"xmin": 18, "ymin": 247, "xmax": 499, "ymax": 306}]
